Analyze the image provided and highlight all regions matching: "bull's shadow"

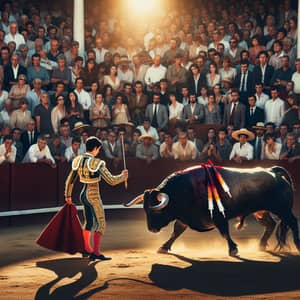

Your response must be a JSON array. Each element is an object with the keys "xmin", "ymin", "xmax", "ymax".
[
  {"xmin": 35, "ymin": 258, "xmax": 108, "ymax": 300},
  {"xmin": 149, "ymin": 252, "xmax": 300, "ymax": 296}
]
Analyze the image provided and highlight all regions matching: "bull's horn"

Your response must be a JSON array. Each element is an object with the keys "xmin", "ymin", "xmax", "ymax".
[
  {"xmin": 150, "ymin": 193, "xmax": 169, "ymax": 211},
  {"xmin": 124, "ymin": 194, "xmax": 144, "ymax": 207}
]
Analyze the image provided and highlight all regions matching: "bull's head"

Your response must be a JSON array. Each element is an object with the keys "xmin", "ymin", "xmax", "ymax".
[{"xmin": 125, "ymin": 189, "xmax": 173, "ymax": 232}]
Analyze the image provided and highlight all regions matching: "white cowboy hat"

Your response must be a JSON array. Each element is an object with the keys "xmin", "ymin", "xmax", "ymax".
[
  {"xmin": 139, "ymin": 134, "xmax": 155, "ymax": 142},
  {"xmin": 252, "ymin": 122, "xmax": 267, "ymax": 130},
  {"xmin": 232, "ymin": 128, "xmax": 255, "ymax": 141}
]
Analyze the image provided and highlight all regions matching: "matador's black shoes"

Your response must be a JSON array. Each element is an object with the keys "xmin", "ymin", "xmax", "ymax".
[
  {"xmin": 81, "ymin": 250, "xmax": 92, "ymax": 258},
  {"xmin": 89, "ymin": 253, "xmax": 112, "ymax": 261}
]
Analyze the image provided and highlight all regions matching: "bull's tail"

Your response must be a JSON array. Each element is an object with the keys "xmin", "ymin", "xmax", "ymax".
[{"xmin": 271, "ymin": 166, "xmax": 295, "ymax": 192}]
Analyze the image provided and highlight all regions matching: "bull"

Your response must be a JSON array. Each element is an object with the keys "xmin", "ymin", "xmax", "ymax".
[{"xmin": 125, "ymin": 165, "xmax": 300, "ymax": 256}]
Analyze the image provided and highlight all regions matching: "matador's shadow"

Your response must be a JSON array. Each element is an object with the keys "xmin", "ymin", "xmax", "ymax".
[
  {"xmin": 149, "ymin": 252, "xmax": 300, "ymax": 297},
  {"xmin": 35, "ymin": 257, "xmax": 107, "ymax": 300}
]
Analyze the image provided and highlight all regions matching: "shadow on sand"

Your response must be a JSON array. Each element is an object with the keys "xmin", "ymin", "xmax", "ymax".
[
  {"xmin": 149, "ymin": 252, "xmax": 300, "ymax": 297},
  {"xmin": 35, "ymin": 257, "xmax": 108, "ymax": 300}
]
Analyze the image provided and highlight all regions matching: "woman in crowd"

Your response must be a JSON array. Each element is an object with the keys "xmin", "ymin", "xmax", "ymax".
[
  {"xmin": 102, "ymin": 84, "xmax": 115, "ymax": 110},
  {"xmin": 89, "ymin": 93, "xmax": 111, "ymax": 128},
  {"xmin": 248, "ymin": 35, "xmax": 266, "ymax": 65},
  {"xmin": 111, "ymin": 94, "xmax": 130, "ymax": 125},
  {"xmin": 8, "ymin": 74, "xmax": 31, "ymax": 110},
  {"xmin": 10, "ymin": 99, "xmax": 31, "ymax": 131},
  {"xmin": 204, "ymin": 93, "xmax": 221, "ymax": 125},
  {"xmin": 103, "ymin": 65, "xmax": 120, "ymax": 92},
  {"xmin": 80, "ymin": 58, "xmax": 99, "ymax": 91},
  {"xmin": 51, "ymin": 95, "xmax": 66, "ymax": 134},
  {"xmin": 206, "ymin": 62, "xmax": 221, "ymax": 89},
  {"xmin": 0, "ymin": 79, "xmax": 8, "ymax": 110},
  {"xmin": 89, "ymin": 81, "xmax": 100, "ymax": 104},
  {"xmin": 287, "ymin": 16, "xmax": 298, "ymax": 45},
  {"xmin": 262, "ymin": 133, "xmax": 282, "ymax": 160},
  {"xmin": 219, "ymin": 56, "xmax": 237, "ymax": 83},
  {"xmin": 65, "ymin": 91, "xmax": 84, "ymax": 129}
]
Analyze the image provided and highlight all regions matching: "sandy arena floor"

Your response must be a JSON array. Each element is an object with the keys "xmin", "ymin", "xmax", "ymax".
[{"xmin": 1, "ymin": 210, "xmax": 300, "ymax": 300}]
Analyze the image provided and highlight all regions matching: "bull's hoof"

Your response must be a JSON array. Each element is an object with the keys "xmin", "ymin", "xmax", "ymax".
[
  {"xmin": 229, "ymin": 248, "xmax": 238, "ymax": 257},
  {"xmin": 157, "ymin": 247, "xmax": 169, "ymax": 254}
]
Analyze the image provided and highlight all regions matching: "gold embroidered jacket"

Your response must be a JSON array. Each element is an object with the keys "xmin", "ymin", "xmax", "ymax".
[{"xmin": 65, "ymin": 154, "xmax": 125, "ymax": 198}]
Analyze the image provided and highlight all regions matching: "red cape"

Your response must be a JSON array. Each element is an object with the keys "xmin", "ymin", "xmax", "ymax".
[{"xmin": 36, "ymin": 204, "xmax": 85, "ymax": 254}]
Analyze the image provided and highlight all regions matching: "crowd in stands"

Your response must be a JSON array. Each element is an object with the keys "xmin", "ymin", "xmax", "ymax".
[{"xmin": 0, "ymin": 0, "xmax": 300, "ymax": 167}]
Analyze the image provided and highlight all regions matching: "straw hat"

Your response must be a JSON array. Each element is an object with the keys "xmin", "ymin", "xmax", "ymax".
[
  {"xmin": 72, "ymin": 121, "xmax": 90, "ymax": 133},
  {"xmin": 139, "ymin": 134, "xmax": 155, "ymax": 142},
  {"xmin": 117, "ymin": 56, "xmax": 131, "ymax": 65},
  {"xmin": 232, "ymin": 128, "xmax": 255, "ymax": 141},
  {"xmin": 252, "ymin": 122, "xmax": 266, "ymax": 130}
]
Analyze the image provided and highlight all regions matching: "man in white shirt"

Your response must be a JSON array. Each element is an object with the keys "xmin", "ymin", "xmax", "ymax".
[
  {"xmin": 292, "ymin": 58, "xmax": 300, "ymax": 102},
  {"xmin": 4, "ymin": 22, "xmax": 25, "ymax": 49},
  {"xmin": 93, "ymin": 37, "xmax": 108, "ymax": 64},
  {"xmin": 22, "ymin": 135, "xmax": 55, "ymax": 166},
  {"xmin": 144, "ymin": 55, "xmax": 167, "ymax": 91},
  {"xmin": 264, "ymin": 87, "xmax": 285, "ymax": 127},
  {"xmin": 254, "ymin": 83, "xmax": 269, "ymax": 110},
  {"xmin": 0, "ymin": 135, "xmax": 16, "ymax": 164},
  {"xmin": 230, "ymin": 128, "xmax": 254, "ymax": 162},
  {"xmin": 172, "ymin": 132, "xmax": 197, "ymax": 161},
  {"xmin": 74, "ymin": 77, "xmax": 92, "ymax": 122},
  {"xmin": 136, "ymin": 118, "xmax": 159, "ymax": 145},
  {"xmin": 64, "ymin": 137, "xmax": 83, "ymax": 162}
]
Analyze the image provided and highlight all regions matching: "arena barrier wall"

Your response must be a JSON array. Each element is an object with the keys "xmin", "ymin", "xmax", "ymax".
[{"xmin": 0, "ymin": 159, "xmax": 299, "ymax": 219}]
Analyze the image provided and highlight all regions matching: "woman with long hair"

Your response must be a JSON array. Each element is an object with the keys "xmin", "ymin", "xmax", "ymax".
[
  {"xmin": 103, "ymin": 65, "xmax": 120, "ymax": 92},
  {"xmin": 204, "ymin": 93, "xmax": 221, "ymax": 125},
  {"xmin": 51, "ymin": 95, "xmax": 66, "ymax": 134},
  {"xmin": 206, "ymin": 62, "xmax": 221, "ymax": 89},
  {"xmin": 80, "ymin": 58, "xmax": 99, "ymax": 91},
  {"xmin": 65, "ymin": 91, "xmax": 84, "ymax": 129},
  {"xmin": 111, "ymin": 94, "xmax": 130, "ymax": 125}
]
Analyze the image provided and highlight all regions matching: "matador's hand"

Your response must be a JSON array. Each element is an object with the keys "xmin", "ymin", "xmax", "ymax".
[
  {"xmin": 65, "ymin": 197, "xmax": 72, "ymax": 205},
  {"xmin": 122, "ymin": 169, "xmax": 129, "ymax": 180}
]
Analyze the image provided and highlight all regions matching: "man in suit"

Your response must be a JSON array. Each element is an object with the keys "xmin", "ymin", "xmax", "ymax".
[
  {"xmin": 234, "ymin": 60, "xmax": 255, "ymax": 105},
  {"xmin": 128, "ymin": 81, "xmax": 148, "ymax": 126},
  {"xmin": 145, "ymin": 93, "xmax": 168, "ymax": 130},
  {"xmin": 102, "ymin": 131, "xmax": 122, "ymax": 168},
  {"xmin": 251, "ymin": 122, "xmax": 267, "ymax": 160},
  {"xmin": 186, "ymin": 63, "xmax": 206, "ymax": 97},
  {"xmin": 21, "ymin": 119, "xmax": 38, "ymax": 156},
  {"xmin": 3, "ymin": 53, "xmax": 27, "ymax": 91},
  {"xmin": 223, "ymin": 90, "xmax": 246, "ymax": 129},
  {"xmin": 245, "ymin": 96, "xmax": 265, "ymax": 129},
  {"xmin": 253, "ymin": 51, "xmax": 274, "ymax": 95},
  {"xmin": 182, "ymin": 93, "xmax": 205, "ymax": 124}
]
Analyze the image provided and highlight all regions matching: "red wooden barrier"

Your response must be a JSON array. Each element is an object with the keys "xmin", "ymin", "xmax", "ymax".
[{"xmin": 0, "ymin": 164, "xmax": 10, "ymax": 212}]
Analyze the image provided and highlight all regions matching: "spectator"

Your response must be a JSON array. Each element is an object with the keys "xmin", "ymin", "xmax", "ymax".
[
  {"xmin": 206, "ymin": 62, "xmax": 221, "ymax": 89},
  {"xmin": 3, "ymin": 53, "xmax": 27, "ymax": 91},
  {"xmin": 0, "ymin": 98, "xmax": 13, "ymax": 127},
  {"xmin": 245, "ymin": 95, "xmax": 265, "ymax": 129},
  {"xmin": 251, "ymin": 122, "xmax": 266, "ymax": 160},
  {"xmin": 279, "ymin": 132, "xmax": 300, "ymax": 162},
  {"xmin": 0, "ymin": 134, "xmax": 16, "ymax": 164},
  {"xmin": 223, "ymin": 90, "xmax": 246, "ymax": 129},
  {"xmin": 182, "ymin": 93, "xmax": 205, "ymax": 124},
  {"xmin": 48, "ymin": 134, "xmax": 66, "ymax": 162},
  {"xmin": 144, "ymin": 55, "xmax": 167, "ymax": 92},
  {"xmin": 292, "ymin": 58, "xmax": 300, "ymax": 103},
  {"xmin": 25, "ymin": 78, "xmax": 45, "ymax": 115},
  {"xmin": 204, "ymin": 93, "xmax": 221, "ymax": 125},
  {"xmin": 187, "ymin": 126, "xmax": 204, "ymax": 153},
  {"xmin": 71, "ymin": 56, "xmax": 84, "ymax": 85},
  {"xmin": 111, "ymin": 94, "xmax": 130, "ymax": 125},
  {"xmin": 103, "ymin": 65, "xmax": 121, "ymax": 92},
  {"xmin": 136, "ymin": 134, "xmax": 159, "ymax": 163},
  {"xmin": 186, "ymin": 63, "xmax": 206, "ymax": 96},
  {"xmin": 80, "ymin": 58, "xmax": 99, "ymax": 91},
  {"xmin": 0, "ymin": 80, "xmax": 9, "ymax": 110},
  {"xmin": 117, "ymin": 55, "xmax": 134, "ymax": 87},
  {"xmin": 269, "ymin": 40, "xmax": 284, "ymax": 70},
  {"xmin": 11, "ymin": 127, "xmax": 24, "ymax": 162},
  {"xmin": 216, "ymin": 127, "xmax": 232, "ymax": 160},
  {"xmin": 172, "ymin": 131, "xmax": 197, "ymax": 161},
  {"xmin": 168, "ymin": 92, "xmax": 184, "ymax": 124},
  {"xmin": 64, "ymin": 137, "xmax": 83, "ymax": 162},
  {"xmin": 254, "ymin": 83, "xmax": 269, "ymax": 110},
  {"xmin": 34, "ymin": 92, "xmax": 53, "ymax": 135},
  {"xmin": 159, "ymin": 132, "xmax": 174, "ymax": 159},
  {"xmin": 8, "ymin": 74, "xmax": 30, "ymax": 110},
  {"xmin": 166, "ymin": 53, "xmax": 187, "ymax": 92},
  {"xmin": 225, "ymin": 37, "xmax": 243, "ymax": 66},
  {"xmin": 65, "ymin": 91, "xmax": 84, "ymax": 129},
  {"xmin": 102, "ymin": 131, "xmax": 122, "ymax": 167},
  {"xmin": 51, "ymin": 55, "xmax": 72, "ymax": 90},
  {"xmin": 51, "ymin": 94, "xmax": 66, "ymax": 134},
  {"xmin": 93, "ymin": 37, "xmax": 108, "ymax": 64},
  {"xmin": 230, "ymin": 128, "xmax": 254, "ymax": 162},
  {"xmin": 89, "ymin": 93, "xmax": 110, "ymax": 128},
  {"xmin": 20, "ymin": 119, "xmax": 38, "ymax": 155},
  {"xmin": 262, "ymin": 133, "xmax": 282, "ymax": 160},
  {"xmin": 145, "ymin": 93, "xmax": 168, "ymax": 130},
  {"xmin": 4, "ymin": 22, "xmax": 25, "ymax": 49},
  {"xmin": 127, "ymin": 128, "xmax": 141, "ymax": 157},
  {"xmin": 264, "ymin": 87, "xmax": 285, "ymax": 127},
  {"xmin": 27, "ymin": 53, "xmax": 50, "ymax": 88},
  {"xmin": 10, "ymin": 99, "xmax": 31, "ymax": 131},
  {"xmin": 219, "ymin": 56, "xmax": 237, "ymax": 84},
  {"xmin": 128, "ymin": 81, "xmax": 148, "ymax": 126},
  {"xmin": 132, "ymin": 54, "xmax": 149, "ymax": 85},
  {"xmin": 136, "ymin": 118, "xmax": 159, "ymax": 145},
  {"xmin": 22, "ymin": 135, "xmax": 55, "ymax": 166}
]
